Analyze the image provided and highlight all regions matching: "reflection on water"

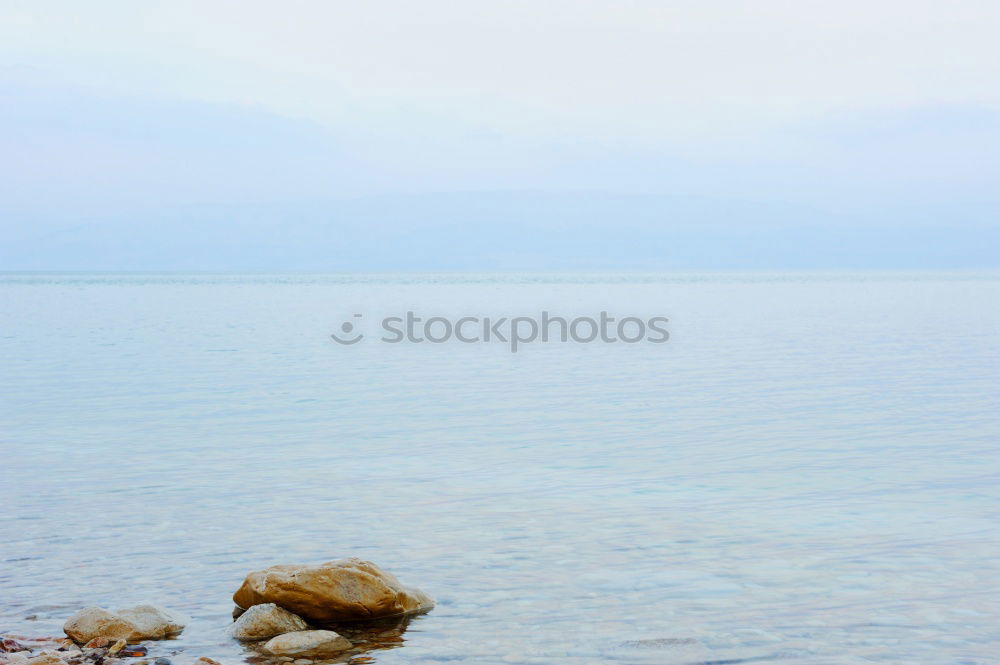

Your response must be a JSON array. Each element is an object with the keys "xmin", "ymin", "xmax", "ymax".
[
  {"xmin": 240, "ymin": 614, "xmax": 419, "ymax": 665},
  {"xmin": 326, "ymin": 614, "xmax": 416, "ymax": 655},
  {"xmin": 2, "ymin": 273, "xmax": 999, "ymax": 665}
]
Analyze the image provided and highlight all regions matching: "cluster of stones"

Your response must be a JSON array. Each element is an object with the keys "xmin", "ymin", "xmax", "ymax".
[
  {"xmin": 228, "ymin": 558, "xmax": 434, "ymax": 660},
  {"xmin": 1, "ymin": 559, "xmax": 432, "ymax": 665},
  {"xmin": 0, "ymin": 605, "xmax": 190, "ymax": 665},
  {"xmin": 0, "ymin": 636, "xmax": 143, "ymax": 665},
  {"xmin": 228, "ymin": 604, "xmax": 353, "ymax": 658}
]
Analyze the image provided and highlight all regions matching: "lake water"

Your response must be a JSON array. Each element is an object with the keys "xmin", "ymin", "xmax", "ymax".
[{"xmin": 2, "ymin": 273, "xmax": 999, "ymax": 665}]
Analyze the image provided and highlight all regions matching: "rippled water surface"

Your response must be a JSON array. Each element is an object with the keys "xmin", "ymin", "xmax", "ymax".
[{"xmin": 2, "ymin": 273, "xmax": 999, "ymax": 664}]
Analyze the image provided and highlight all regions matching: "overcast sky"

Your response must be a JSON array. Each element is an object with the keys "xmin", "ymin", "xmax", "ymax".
[{"xmin": 2, "ymin": 1, "xmax": 999, "ymax": 269}]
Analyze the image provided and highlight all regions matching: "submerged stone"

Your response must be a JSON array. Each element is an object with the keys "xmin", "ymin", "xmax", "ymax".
[{"xmin": 261, "ymin": 631, "xmax": 351, "ymax": 658}]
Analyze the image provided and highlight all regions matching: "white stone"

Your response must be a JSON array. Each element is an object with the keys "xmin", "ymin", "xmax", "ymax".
[{"xmin": 227, "ymin": 603, "xmax": 308, "ymax": 641}]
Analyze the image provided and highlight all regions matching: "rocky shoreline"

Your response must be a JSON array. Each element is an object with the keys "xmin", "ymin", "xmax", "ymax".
[{"xmin": 1, "ymin": 559, "xmax": 432, "ymax": 665}]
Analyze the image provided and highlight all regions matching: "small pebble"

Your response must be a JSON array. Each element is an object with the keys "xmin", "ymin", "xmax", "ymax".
[
  {"xmin": 84, "ymin": 639, "xmax": 110, "ymax": 650},
  {"xmin": 153, "ymin": 659, "xmax": 171, "ymax": 665},
  {"xmin": 58, "ymin": 639, "xmax": 79, "ymax": 651},
  {"xmin": 193, "ymin": 658, "xmax": 220, "ymax": 665},
  {"xmin": 293, "ymin": 660, "xmax": 313, "ymax": 665},
  {"xmin": 2, "ymin": 640, "xmax": 29, "ymax": 653},
  {"xmin": 108, "ymin": 641, "xmax": 126, "ymax": 656},
  {"xmin": 119, "ymin": 647, "xmax": 146, "ymax": 658}
]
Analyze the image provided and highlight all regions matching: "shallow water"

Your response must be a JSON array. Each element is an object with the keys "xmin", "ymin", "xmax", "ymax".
[{"xmin": 2, "ymin": 272, "xmax": 999, "ymax": 665}]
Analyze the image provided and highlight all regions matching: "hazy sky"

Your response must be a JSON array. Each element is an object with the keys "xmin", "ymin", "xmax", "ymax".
[{"xmin": 2, "ymin": 1, "xmax": 999, "ymax": 269}]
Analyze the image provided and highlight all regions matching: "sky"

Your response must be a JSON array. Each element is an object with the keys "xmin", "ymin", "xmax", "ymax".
[{"xmin": 2, "ymin": 1, "xmax": 999, "ymax": 270}]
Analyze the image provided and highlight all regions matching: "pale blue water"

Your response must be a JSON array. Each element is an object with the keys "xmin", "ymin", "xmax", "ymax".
[{"xmin": 1, "ymin": 273, "xmax": 999, "ymax": 665}]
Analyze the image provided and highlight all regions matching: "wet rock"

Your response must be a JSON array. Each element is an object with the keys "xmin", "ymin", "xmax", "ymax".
[
  {"xmin": 1, "ymin": 640, "xmax": 28, "ymax": 653},
  {"xmin": 233, "ymin": 558, "xmax": 433, "ymax": 623},
  {"xmin": 65, "ymin": 610, "xmax": 134, "ymax": 645},
  {"xmin": 261, "ymin": 631, "xmax": 351, "ymax": 659},
  {"xmin": 152, "ymin": 660, "xmax": 170, "ymax": 665},
  {"xmin": 114, "ymin": 607, "xmax": 187, "ymax": 641},
  {"xmin": 292, "ymin": 660, "xmax": 312, "ymax": 665},
  {"xmin": 64, "ymin": 607, "xmax": 187, "ymax": 644},
  {"xmin": 231, "ymin": 606, "xmax": 245, "ymax": 620},
  {"xmin": 82, "ymin": 641, "xmax": 108, "ymax": 651},
  {"xmin": 226, "ymin": 604, "xmax": 308, "ymax": 641},
  {"xmin": 106, "ymin": 643, "xmax": 124, "ymax": 657},
  {"xmin": 4, "ymin": 654, "xmax": 30, "ymax": 665},
  {"xmin": 192, "ymin": 658, "xmax": 219, "ymax": 665}
]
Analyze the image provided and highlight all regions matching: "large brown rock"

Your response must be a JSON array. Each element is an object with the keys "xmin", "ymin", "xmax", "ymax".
[{"xmin": 232, "ymin": 558, "xmax": 433, "ymax": 623}]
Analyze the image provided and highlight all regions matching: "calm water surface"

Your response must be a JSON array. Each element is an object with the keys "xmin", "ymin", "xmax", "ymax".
[{"xmin": 2, "ymin": 273, "xmax": 999, "ymax": 665}]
